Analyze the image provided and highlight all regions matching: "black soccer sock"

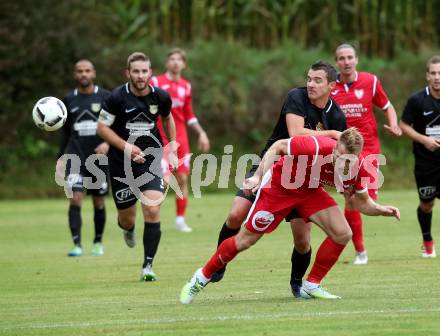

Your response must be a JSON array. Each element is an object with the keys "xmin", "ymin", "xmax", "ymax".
[
  {"xmin": 143, "ymin": 222, "xmax": 162, "ymax": 268},
  {"xmin": 68, "ymin": 205, "xmax": 82, "ymax": 246},
  {"xmin": 93, "ymin": 207, "xmax": 106, "ymax": 243},
  {"xmin": 417, "ymin": 206, "xmax": 433, "ymax": 241},
  {"xmin": 217, "ymin": 222, "xmax": 240, "ymax": 247},
  {"xmin": 290, "ymin": 247, "xmax": 312, "ymax": 286}
]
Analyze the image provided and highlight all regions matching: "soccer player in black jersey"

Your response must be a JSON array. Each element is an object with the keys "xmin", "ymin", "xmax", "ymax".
[
  {"xmin": 399, "ymin": 56, "xmax": 440, "ymax": 258},
  {"xmin": 97, "ymin": 52, "xmax": 177, "ymax": 281},
  {"xmin": 57, "ymin": 59, "xmax": 111, "ymax": 257},
  {"xmin": 211, "ymin": 61, "xmax": 347, "ymax": 297}
]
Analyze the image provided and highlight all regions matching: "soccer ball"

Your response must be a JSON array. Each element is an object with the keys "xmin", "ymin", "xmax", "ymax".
[{"xmin": 32, "ymin": 96, "xmax": 67, "ymax": 131}]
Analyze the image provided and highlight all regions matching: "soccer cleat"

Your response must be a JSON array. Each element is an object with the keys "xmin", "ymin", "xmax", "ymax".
[
  {"xmin": 353, "ymin": 250, "xmax": 368, "ymax": 265},
  {"xmin": 176, "ymin": 221, "xmax": 192, "ymax": 233},
  {"xmin": 141, "ymin": 264, "xmax": 157, "ymax": 282},
  {"xmin": 180, "ymin": 268, "xmax": 208, "ymax": 304},
  {"xmin": 91, "ymin": 242, "xmax": 104, "ymax": 256},
  {"xmin": 422, "ymin": 241, "xmax": 437, "ymax": 258},
  {"xmin": 302, "ymin": 284, "xmax": 341, "ymax": 299},
  {"xmin": 67, "ymin": 245, "xmax": 83, "ymax": 257},
  {"xmin": 123, "ymin": 229, "xmax": 136, "ymax": 248},
  {"xmin": 291, "ymin": 283, "xmax": 312, "ymax": 299},
  {"xmin": 210, "ymin": 267, "xmax": 226, "ymax": 283}
]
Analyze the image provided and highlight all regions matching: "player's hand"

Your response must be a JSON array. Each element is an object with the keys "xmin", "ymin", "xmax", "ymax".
[
  {"xmin": 383, "ymin": 124, "xmax": 402, "ymax": 137},
  {"xmin": 168, "ymin": 150, "xmax": 179, "ymax": 171},
  {"xmin": 243, "ymin": 175, "xmax": 261, "ymax": 196},
  {"xmin": 381, "ymin": 205, "xmax": 400, "ymax": 220},
  {"xmin": 95, "ymin": 142, "xmax": 109, "ymax": 155},
  {"xmin": 56, "ymin": 159, "xmax": 65, "ymax": 180},
  {"xmin": 125, "ymin": 143, "xmax": 145, "ymax": 163},
  {"xmin": 330, "ymin": 130, "xmax": 342, "ymax": 140},
  {"xmin": 422, "ymin": 136, "xmax": 440, "ymax": 152},
  {"xmin": 198, "ymin": 132, "xmax": 210, "ymax": 153}
]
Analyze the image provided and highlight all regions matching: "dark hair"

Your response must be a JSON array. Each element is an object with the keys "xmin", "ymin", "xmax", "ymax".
[
  {"xmin": 75, "ymin": 59, "xmax": 95, "ymax": 70},
  {"xmin": 126, "ymin": 52, "xmax": 150, "ymax": 69},
  {"xmin": 167, "ymin": 48, "xmax": 187, "ymax": 62},
  {"xmin": 310, "ymin": 61, "xmax": 337, "ymax": 82},
  {"xmin": 426, "ymin": 56, "xmax": 440, "ymax": 72}
]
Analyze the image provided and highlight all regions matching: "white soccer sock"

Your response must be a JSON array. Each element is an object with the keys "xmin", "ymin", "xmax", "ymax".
[
  {"xmin": 196, "ymin": 268, "xmax": 210, "ymax": 285},
  {"xmin": 176, "ymin": 216, "xmax": 185, "ymax": 225},
  {"xmin": 303, "ymin": 280, "xmax": 319, "ymax": 290}
]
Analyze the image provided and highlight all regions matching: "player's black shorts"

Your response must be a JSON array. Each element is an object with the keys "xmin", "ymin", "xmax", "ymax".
[
  {"xmin": 65, "ymin": 162, "xmax": 109, "ymax": 196},
  {"xmin": 109, "ymin": 159, "xmax": 165, "ymax": 210},
  {"xmin": 235, "ymin": 164, "xmax": 300, "ymax": 221},
  {"xmin": 414, "ymin": 164, "xmax": 440, "ymax": 202}
]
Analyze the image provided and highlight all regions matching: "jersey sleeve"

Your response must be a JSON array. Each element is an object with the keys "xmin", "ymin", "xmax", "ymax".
[
  {"xmin": 159, "ymin": 90, "xmax": 172, "ymax": 118},
  {"xmin": 401, "ymin": 95, "xmax": 418, "ymax": 125},
  {"xmin": 183, "ymin": 82, "xmax": 198, "ymax": 125},
  {"xmin": 150, "ymin": 76, "xmax": 159, "ymax": 87},
  {"xmin": 372, "ymin": 76, "xmax": 391, "ymax": 110},
  {"xmin": 282, "ymin": 90, "xmax": 306, "ymax": 118},
  {"xmin": 98, "ymin": 91, "xmax": 119, "ymax": 126},
  {"xmin": 287, "ymin": 136, "xmax": 319, "ymax": 158}
]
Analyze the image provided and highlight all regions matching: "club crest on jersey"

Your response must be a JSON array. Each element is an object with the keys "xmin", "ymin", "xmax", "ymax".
[
  {"xmin": 149, "ymin": 105, "xmax": 158, "ymax": 115},
  {"xmin": 251, "ymin": 210, "xmax": 275, "ymax": 232},
  {"xmin": 354, "ymin": 89, "xmax": 364, "ymax": 100},
  {"xmin": 91, "ymin": 103, "xmax": 101, "ymax": 113}
]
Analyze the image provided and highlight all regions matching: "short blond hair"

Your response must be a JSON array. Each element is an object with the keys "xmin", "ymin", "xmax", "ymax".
[
  {"xmin": 126, "ymin": 52, "xmax": 150, "ymax": 69},
  {"xmin": 339, "ymin": 127, "xmax": 363, "ymax": 155}
]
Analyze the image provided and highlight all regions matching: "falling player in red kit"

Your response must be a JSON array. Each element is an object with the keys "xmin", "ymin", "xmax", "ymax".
[
  {"xmin": 180, "ymin": 128, "xmax": 400, "ymax": 303},
  {"xmin": 330, "ymin": 43, "xmax": 402, "ymax": 264},
  {"xmin": 151, "ymin": 48, "xmax": 210, "ymax": 233}
]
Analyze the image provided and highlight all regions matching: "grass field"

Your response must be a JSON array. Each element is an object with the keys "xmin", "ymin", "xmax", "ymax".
[{"xmin": 1, "ymin": 191, "xmax": 439, "ymax": 336}]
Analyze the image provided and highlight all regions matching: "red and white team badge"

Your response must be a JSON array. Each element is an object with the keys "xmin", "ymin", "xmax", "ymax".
[
  {"xmin": 354, "ymin": 89, "xmax": 364, "ymax": 100},
  {"xmin": 251, "ymin": 210, "xmax": 275, "ymax": 232}
]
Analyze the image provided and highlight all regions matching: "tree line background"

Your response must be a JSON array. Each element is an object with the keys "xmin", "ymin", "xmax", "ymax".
[{"xmin": 1, "ymin": 0, "xmax": 440, "ymax": 198}]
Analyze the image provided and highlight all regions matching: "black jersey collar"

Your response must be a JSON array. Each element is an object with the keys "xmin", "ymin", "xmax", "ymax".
[{"xmin": 125, "ymin": 83, "xmax": 155, "ymax": 95}]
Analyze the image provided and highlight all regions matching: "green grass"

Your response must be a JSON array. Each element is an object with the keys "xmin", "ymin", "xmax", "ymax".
[{"xmin": 0, "ymin": 191, "xmax": 439, "ymax": 336}]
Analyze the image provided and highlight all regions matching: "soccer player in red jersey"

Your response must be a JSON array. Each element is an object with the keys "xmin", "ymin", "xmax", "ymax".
[
  {"xmin": 330, "ymin": 43, "xmax": 402, "ymax": 264},
  {"xmin": 180, "ymin": 128, "xmax": 400, "ymax": 303},
  {"xmin": 151, "ymin": 48, "xmax": 210, "ymax": 233}
]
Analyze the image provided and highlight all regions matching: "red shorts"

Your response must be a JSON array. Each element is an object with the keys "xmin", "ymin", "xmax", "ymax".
[
  {"xmin": 244, "ymin": 171, "xmax": 337, "ymax": 234},
  {"xmin": 161, "ymin": 137, "xmax": 191, "ymax": 176}
]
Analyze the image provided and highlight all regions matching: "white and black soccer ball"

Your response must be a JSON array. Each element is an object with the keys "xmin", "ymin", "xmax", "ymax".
[{"xmin": 32, "ymin": 96, "xmax": 67, "ymax": 131}]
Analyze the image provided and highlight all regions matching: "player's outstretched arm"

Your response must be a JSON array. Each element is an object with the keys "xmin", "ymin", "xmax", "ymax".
[
  {"xmin": 354, "ymin": 192, "xmax": 400, "ymax": 220},
  {"xmin": 243, "ymin": 139, "xmax": 287, "ymax": 196}
]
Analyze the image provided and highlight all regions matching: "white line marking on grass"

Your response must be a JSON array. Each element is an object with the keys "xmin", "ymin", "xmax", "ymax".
[{"xmin": 2, "ymin": 307, "xmax": 440, "ymax": 330}]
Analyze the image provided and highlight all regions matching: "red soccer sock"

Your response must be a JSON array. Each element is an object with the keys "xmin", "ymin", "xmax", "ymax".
[
  {"xmin": 202, "ymin": 236, "xmax": 239, "ymax": 278},
  {"xmin": 345, "ymin": 209, "xmax": 365, "ymax": 252},
  {"xmin": 306, "ymin": 237, "xmax": 346, "ymax": 284},
  {"xmin": 176, "ymin": 196, "xmax": 188, "ymax": 217},
  {"xmin": 423, "ymin": 240, "xmax": 434, "ymax": 254}
]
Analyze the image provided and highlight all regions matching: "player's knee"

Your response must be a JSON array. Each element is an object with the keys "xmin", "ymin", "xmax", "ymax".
[
  {"xmin": 119, "ymin": 214, "xmax": 135, "ymax": 229},
  {"xmin": 294, "ymin": 236, "xmax": 311, "ymax": 253},
  {"xmin": 419, "ymin": 201, "xmax": 435, "ymax": 213},
  {"xmin": 70, "ymin": 195, "xmax": 82, "ymax": 207},
  {"xmin": 227, "ymin": 210, "xmax": 246, "ymax": 229},
  {"xmin": 144, "ymin": 205, "xmax": 160, "ymax": 219}
]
